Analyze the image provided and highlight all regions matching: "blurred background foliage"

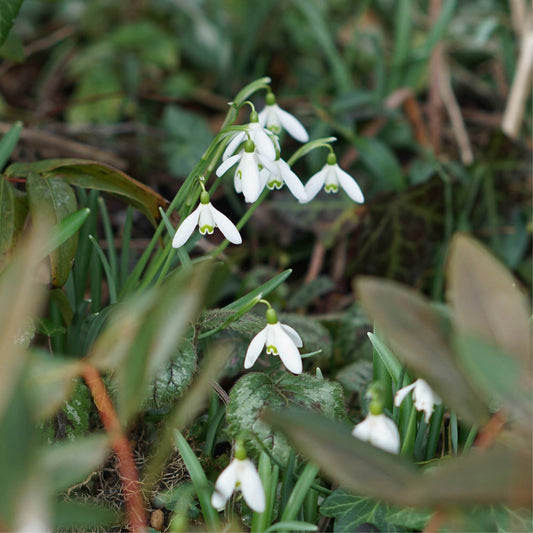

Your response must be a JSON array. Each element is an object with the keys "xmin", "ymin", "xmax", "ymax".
[{"xmin": 0, "ymin": 0, "xmax": 531, "ymax": 531}]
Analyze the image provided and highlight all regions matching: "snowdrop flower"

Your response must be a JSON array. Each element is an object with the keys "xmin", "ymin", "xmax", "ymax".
[
  {"xmin": 172, "ymin": 190, "xmax": 242, "ymax": 248},
  {"xmin": 258, "ymin": 92, "xmax": 309, "ymax": 143},
  {"xmin": 394, "ymin": 379, "xmax": 441, "ymax": 423},
  {"xmin": 223, "ymin": 110, "xmax": 278, "ymax": 162},
  {"xmin": 244, "ymin": 306, "xmax": 303, "ymax": 374},
  {"xmin": 259, "ymin": 157, "xmax": 307, "ymax": 202},
  {"xmin": 217, "ymin": 139, "xmax": 277, "ymax": 203},
  {"xmin": 303, "ymin": 152, "xmax": 364, "ymax": 203},
  {"xmin": 211, "ymin": 441, "xmax": 265, "ymax": 513},
  {"xmin": 352, "ymin": 383, "xmax": 400, "ymax": 454},
  {"xmin": 352, "ymin": 413, "xmax": 400, "ymax": 454}
]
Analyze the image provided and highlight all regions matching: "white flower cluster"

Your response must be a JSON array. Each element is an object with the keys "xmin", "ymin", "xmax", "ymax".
[{"xmin": 172, "ymin": 91, "xmax": 364, "ymax": 249}]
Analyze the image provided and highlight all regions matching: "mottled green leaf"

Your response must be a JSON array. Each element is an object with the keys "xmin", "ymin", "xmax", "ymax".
[
  {"xmin": 6, "ymin": 159, "xmax": 169, "ymax": 227},
  {"xmin": 0, "ymin": 0, "xmax": 23, "ymax": 46},
  {"xmin": 321, "ymin": 490, "xmax": 403, "ymax": 533},
  {"xmin": 90, "ymin": 265, "xmax": 209, "ymax": 423},
  {"xmin": 356, "ymin": 277, "xmax": 489, "ymax": 426},
  {"xmin": 448, "ymin": 233, "xmax": 531, "ymax": 366},
  {"xmin": 144, "ymin": 339, "xmax": 197, "ymax": 409},
  {"xmin": 27, "ymin": 173, "xmax": 78, "ymax": 287},
  {"xmin": 227, "ymin": 373, "xmax": 345, "ymax": 463}
]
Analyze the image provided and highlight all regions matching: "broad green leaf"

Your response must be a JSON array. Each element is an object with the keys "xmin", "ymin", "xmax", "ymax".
[
  {"xmin": 264, "ymin": 409, "xmax": 419, "ymax": 505},
  {"xmin": 0, "ymin": 0, "xmax": 23, "ymax": 46},
  {"xmin": 356, "ymin": 277, "xmax": 489, "ymax": 426},
  {"xmin": 27, "ymin": 173, "xmax": 78, "ymax": 287},
  {"xmin": 454, "ymin": 334, "xmax": 532, "ymax": 421},
  {"xmin": 90, "ymin": 264, "xmax": 209, "ymax": 423},
  {"xmin": 6, "ymin": 159, "xmax": 169, "ymax": 227},
  {"xmin": 411, "ymin": 444, "xmax": 532, "ymax": 507},
  {"xmin": 0, "ymin": 227, "xmax": 46, "ymax": 420},
  {"xmin": 227, "ymin": 373, "xmax": 345, "ymax": 463},
  {"xmin": 0, "ymin": 120, "xmax": 21, "ymax": 170},
  {"xmin": 0, "ymin": 380, "xmax": 38, "ymax": 528},
  {"xmin": 0, "ymin": 178, "xmax": 27, "ymax": 274},
  {"xmin": 144, "ymin": 338, "xmax": 197, "ymax": 409},
  {"xmin": 66, "ymin": 64, "xmax": 122, "ymax": 124},
  {"xmin": 25, "ymin": 350, "xmax": 83, "ymax": 420},
  {"xmin": 163, "ymin": 106, "xmax": 213, "ymax": 176},
  {"xmin": 52, "ymin": 500, "xmax": 119, "ymax": 530},
  {"xmin": 320, "ymin": 490, "xmax": 402, "ymax": 533},
  {"xmin": 353, "ymin": 137, "xmax": 405, "ymax": 191},
  {"xmin": 335, "ymin": 360, "xmax": 372, "ymax": 394},
  {"xmin": 41, "ymin": 435, "xmax": 109, "ymax": 492},
  {"xmin": 40, "ymin": 207, "xmax": 90, "ymax": 261},
  {"xmin": 447, "ymin": 233, "xmax": 531, "ymax": 366}
]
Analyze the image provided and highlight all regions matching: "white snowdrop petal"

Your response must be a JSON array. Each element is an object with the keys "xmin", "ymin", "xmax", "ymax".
[
  {"xmin": 394, "ymin": 382, "xmax": 416, "ymax": 407},
  {"xmin": 374, "ymin": 415, "xmax": 401, "ymax": 454},
  {"xmin": 352, "ymin": 417, "xmax": 372, "ymax": 441},
  {"xmin": 279, "ymin": 160, "xmax": 307, "ymax": 201},
  {"xmin": 240, "ymin": 154, "xmax": 263, "ymax": 203},
  {"xmin": 257, "ymin": 108, "xmax": 268, "ymax": 126},
  {"xmin": 274, "ymin": 324, "xmax": 303, "ymax": 374},
  {"xmin": 223, "ymin": 131, "xmax": 246, "ymax": 160},
  {"xmin": 280, "ymin": 324, "xmax": 303, "ymax": 347},
  {"xmin": 172, "ymin": 206, "xmax": 201, "ymax": 248},
  {"xmin": 217, "ymin": 154, "xmax": 241, "ymax": 177},
  {"xmin": 257, "ymin": 153, "xmax": 278, "ymax": 175},
  {"xmin": 303, "ymin": 166, "xmax": 328, "ymax": 203},
  {"xmin": 209, "ymin": 205, "xmax": 242, "ymax": 245},
  {"xmin": 276, "ymin": 105, "xmax": 309, "ymax": 142},
  {"xmin": 244, "ymin": 328, "xmax": 267, "ymax": 369},
  {"xmin": 238, "ymin": 459, "xmax": 266, "ymax": 513},
  {"xmin": 252, "ymin": 126, "xmax": 277, "ymax": 161},
  {"xmin": 335, "ymin": 165, "xmax": 364, "ymax": 203},
  {"xmin": 211, "ymin": 461, "xmax": 238, "ymax": 509}
]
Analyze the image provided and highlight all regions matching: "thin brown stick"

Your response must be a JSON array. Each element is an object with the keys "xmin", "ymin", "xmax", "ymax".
[{"xmin": 81, "ymin": 363, "xmax": 147, "ymax": 532}]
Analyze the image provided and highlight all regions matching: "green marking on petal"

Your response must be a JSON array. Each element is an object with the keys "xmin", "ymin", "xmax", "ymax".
[
  {"xmin": 269, "ymin": 125, "xmax": 281, "ymax": 134},
  {"xmin": 266, "ymin": 345, "xmax": 278, "ymax": 355},
  {"xmin": 325, "ymin": 184, "xmax": 338, "ymax": 193},
  {"xmin": 199, "ymin": 225, "xmax": 214, "ymax": 235},
  {"xmin": 267, "ymin": 179, "xmax": 283, "ymax": 190}
]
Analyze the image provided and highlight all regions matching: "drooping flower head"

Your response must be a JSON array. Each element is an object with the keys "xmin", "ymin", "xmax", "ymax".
[
  {"xmin": 172, "ymin": 189, "xmax": 242, "ymax": 248},
  {"xmin": 303, "ymin": 152, "xmax": 364, "ymax": 204},
  {"xmin": 216, "ymin": 139, "xmax": 277, "ymax": 203},
  {"xmin": 244, "ymin": 304, "xmax": 303, "ymax": 374},
  {"xmin": 259, "ymin": 157, "xmax": 307, "ymax": 202},
  {"xmin": 258, "ymin": 92, "xmax": 309, "ymax": 143},
  {"xmin": 352, "ymin": 383, "xmax": 400, "ymax": 454},
  {"xmin": 394, "ymin": 378, "xmax": 441, "ymax": 424},
  {"xmin": 223, "ymin": 109, "xmax": 278, "ymax": 162},
  {"xmin": 211, "ymin": 440, "xmax": 265, "ymax": 513}
]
